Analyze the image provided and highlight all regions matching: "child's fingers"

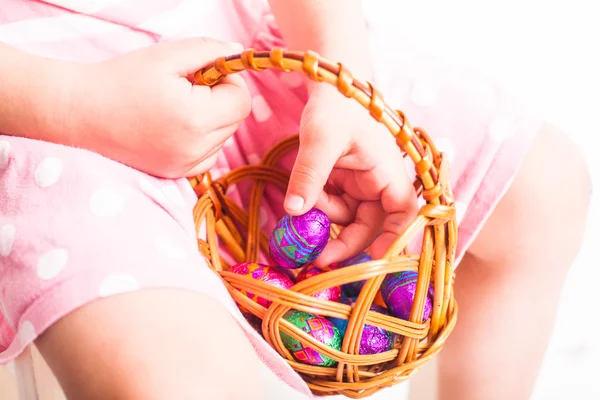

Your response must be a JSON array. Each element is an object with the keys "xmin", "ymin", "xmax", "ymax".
[
  {"xmin": 185, "ymin": 153, "xmax": 219, "ymax": 177},
  {"xmin": 369, "ymin": 171, "xmax": 418, "ymax": 259},
  {"xmin": 184, "ymin": 121, "xmax": 242, "ymax": 177},
  {"xmin": 315, "ymin": 201, "xmax": 385, "ymax": 267},
  {"xmin": 164, "ymin": 37, "xmax": 243, "ymax": 77},
  {"xmin": 191, "ymin": 75, "xmax": 251, "ymax": 132},
  {"xmin": 315, "ymin": 190, "xmax": 358, "ymax": 226},
  {"xmin": 285, "ymin": 129, "xmax": 345, "ymax": 216}
]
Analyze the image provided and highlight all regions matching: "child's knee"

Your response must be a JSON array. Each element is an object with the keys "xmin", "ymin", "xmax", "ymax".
[
  {"xmin": 35, "ymin": 289, "xmax": 267, "ymax": 400},
  {"xmin": 467, "ymin": 122, "xmax": 591, "ymax": 266}
]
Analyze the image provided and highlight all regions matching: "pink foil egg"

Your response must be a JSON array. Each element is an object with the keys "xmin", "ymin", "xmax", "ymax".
[
  {"xmin": 296, "ymin": 264, "xmax": 342, "ymax": 302},
  {"xmin": 229, "ymin": 262, "xmax": 294, "ymax": 308}
]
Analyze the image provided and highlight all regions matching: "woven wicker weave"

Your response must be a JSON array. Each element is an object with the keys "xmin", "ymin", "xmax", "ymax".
[{"xmin": 188, "ymin": 48, "xmax": 458, "ymax": 398}]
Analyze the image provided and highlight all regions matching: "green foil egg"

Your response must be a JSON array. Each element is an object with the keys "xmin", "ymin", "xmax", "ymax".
[{"xmin": 280, "ymin": 310, "xmax": 342, "ymax": 367}]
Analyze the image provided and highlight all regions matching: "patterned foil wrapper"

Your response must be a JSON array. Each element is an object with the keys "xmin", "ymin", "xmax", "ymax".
[
  {"xmin": 338, "ymin": 252, "xmax": 373, "ymax": 297},
  {"xmin": 269, "ymin": 208, "xmax": 330, "ymax": 269},
  {"xmin": 329, "ymin": 298, "xmax": 395, "ymax": 355},
  {"xmin": 229, "ymin": 262, "xmax": 294, "ymax": 308},
  {"xmin": 380, "ymin": 271, "xmax": 433, "ymax": 321},
  {"xmin": 280, "ymin": 310, "xmax": 342, "ymax": 367},
  {"xmin": 296, "ymin": 264, "xmax": 342, "ymax": 302}
]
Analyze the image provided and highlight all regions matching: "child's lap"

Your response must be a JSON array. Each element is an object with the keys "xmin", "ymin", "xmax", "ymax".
[{"xmin": 0, "ymin": 138, "xmax": 221, "ymax": 354}]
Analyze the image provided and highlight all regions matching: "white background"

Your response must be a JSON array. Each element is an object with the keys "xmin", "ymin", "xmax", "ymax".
[{"xmin": 369, "ymin": 1, "xmax": 600, "ymax": 399}]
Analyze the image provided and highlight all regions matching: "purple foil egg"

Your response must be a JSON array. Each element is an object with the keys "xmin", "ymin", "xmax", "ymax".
[
  {"xmin": 329, "ymin": 298, "xmax": 395, "ymax": 355},
  {"xmin": 229, "ymin": 262, "xmax": 294, "ymax": 308},
  {"xmin": 380, "ymin": 271, "xmax": 433, "ymax": 321},
  {"xmin": 337, "ymin": 252, "xmax": 373, "ymax": 297},
  {"xmin": 296, "ymin": 264, "xmax": 342, "ymax": 302},
  {"xmin": 269, "ymin": 208, "xmax": 330, "ymax": 269}
]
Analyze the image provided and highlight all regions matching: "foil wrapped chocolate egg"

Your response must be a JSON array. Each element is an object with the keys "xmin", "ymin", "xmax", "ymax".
[
  {"xmin": 380, "ymin": 271, "xmax": 433, "ymax": 321},
  {"xmin": 280, "ymin": 310, "xmax": 342, "ymax": 367},
  {"xmin": 229, "ymin": 262, "xmax": 294, "ymax": 308},
  {"xmin": 337, "ymin": 252, "xmax": 373, "ymax": 297},
  {"xmin": 269, "ymin": 208, "xmax": 330, "ymax": 269},
  {"xmin": 296, "ymin": 264, "xmax": 342, "ymax": 302},
  {"xmin": 329, "ymin": 298, "xmax": 395, "ymax": 355}
]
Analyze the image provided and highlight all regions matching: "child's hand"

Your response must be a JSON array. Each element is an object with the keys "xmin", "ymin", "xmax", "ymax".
[
  {"xmin": 284, "ymin": 85, "xmax": 418, "ymax": 263},
  {"xmin": 69, "ymin": 38, "xmax": 250, "ymax": 178}
]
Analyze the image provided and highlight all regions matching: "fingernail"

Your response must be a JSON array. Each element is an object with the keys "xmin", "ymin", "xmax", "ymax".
[{"xmin": 285, "ymin": 195, "xmax": 305, "ymax": 212}]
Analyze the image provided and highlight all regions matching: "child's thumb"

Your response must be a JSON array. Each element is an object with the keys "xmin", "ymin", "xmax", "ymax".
[
  {"xmin": 163, "ymin": 37, "xmax": 244, "ymax": 76},
  {"xmin": 284, "ymin": 133, "xmax": 342, "ymax": 216}
]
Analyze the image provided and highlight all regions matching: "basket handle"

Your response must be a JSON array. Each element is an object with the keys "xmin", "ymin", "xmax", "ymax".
[{"xmin": 193, "ymin": 48, "xmax": 448, "ymax": 205}]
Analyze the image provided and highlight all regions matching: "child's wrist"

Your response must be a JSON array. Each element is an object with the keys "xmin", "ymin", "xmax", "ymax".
[
  {"xmin": 0, "ymin": 46, "xmax": 86, "ymax": 146},
  {"xmin": 35, "ymin": 60, "xmax": 86, "ymax": 145}
]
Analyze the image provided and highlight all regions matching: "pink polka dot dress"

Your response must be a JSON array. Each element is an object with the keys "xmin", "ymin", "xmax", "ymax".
[{"xmin": 0, "ymin": 0, "xmax": 542, "ymax": 396}]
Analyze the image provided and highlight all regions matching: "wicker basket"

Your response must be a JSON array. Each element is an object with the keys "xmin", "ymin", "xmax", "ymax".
[{"xmin": 189, "ymin": 48, "xmax": 458, "ymax": 398}]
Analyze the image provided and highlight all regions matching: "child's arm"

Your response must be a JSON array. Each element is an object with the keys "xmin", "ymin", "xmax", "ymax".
[
  {"xmin": 0, "ymin": 39, "xmax": 249, "ymax": 178},
  {"xmin": 0, "ymin": 43, "xmax": 79, "ymax": 145},
  {"xmin": 269, "ymin": 0, "xmax": 373, "ymax": 81}
]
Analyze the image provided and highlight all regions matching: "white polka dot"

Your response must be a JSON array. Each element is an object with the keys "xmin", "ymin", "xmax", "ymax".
[
  {"xmin": 36, "ymin": 248, "xmax": 68, "ymax": 280},
  {"xmin": 455, "ymin": 201, "xmax": 467, "ymax": 223},
  {"xmin": 434, "ymin": 138, "xmax": 456, "ymax": 162},
  {"xmin": 34, "ymin": 157, "xmax": 63, "ymax": 187},
  {"xmin": 489, "ymin": 117, "xmax": 515, "ymax": 142},
  {"xmin": 259, "ymin": 208, "xmax": 269, "ymax": 228},
  {"xmin": 280, "ymin": 72, "xmax": 304, "ymax": 88},
  {"xmin": 0, "ymin": 224, "xmax": 16, "ymax": 257},
  {"xmin": 251, "ymin": 95, "xmax": 273, "ymax": 122},
  {"xmin": 90, "ymin": 188, "xmax": 126, "ymax": 217},
  {"xmin": 0, "ymin": 141, "xmax": 10, "ymax": 170},
  {"xmin": 247, "ymin": 154, "xmax": 261, "ymax": 165},
  {"xmin": 18, "ymin": 321, "xmax": 36, "ymax": 346},
  {"xmin": 99, "ymin": 273, "xmax": 140, "ymax": 297},
  {"xmin": 154, "ymin": 237, "xmax": 187, "ymax": 260},
  {"xmin": 162, "ymin": 184, "xmax": 186, "ymax": 207},
  {"xmin": 410, "ymin": 79, "xmax": 438, "ymax": 107},
  {"xmin": 140, "ymin": 178, "xmax": 167, "ymax": 204}
]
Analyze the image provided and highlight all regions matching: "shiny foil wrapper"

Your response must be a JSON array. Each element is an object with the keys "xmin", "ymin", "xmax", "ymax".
[
  {"xmin": 380, "ymin": 271, "xmax": 433, "ymax": 321},
  {"xmin": 296, "ymin": 264, "xmax": 342, "ymax": 302},
  {"xmin": 269, "ymin": 208, "xmax": 330, "ymax": 269},
  {"xmin": 338, "ymin": 252, "xmax": 373, "ymax": 297},
  {"xmin": 280, "ymin": 310, "xmax": 342, "ymax": 367},
  {"xmin": 329, "ymin": 298, "xmax": 395, "ymax": 355},
  {"xmin": 229, "ymin": 262, "xmax": 294, "ymax": 308}
]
